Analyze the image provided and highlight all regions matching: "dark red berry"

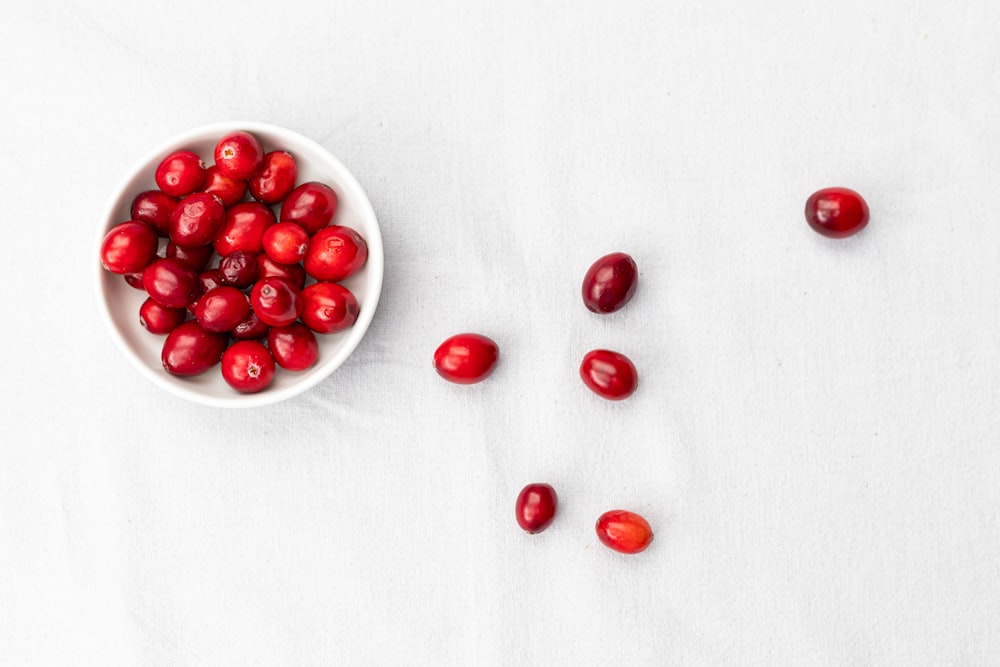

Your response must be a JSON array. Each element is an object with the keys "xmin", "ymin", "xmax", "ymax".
[
  {"xmin": 279, "ymin": 182, "xmax": 338, "ymax": 234},
  {"xmin": 256, "ymin": 254, "xmax": 306, "ymax": 290},
  {"xmin": 582, "ymin": 252, "xmax": 638, "ymax": 313},
  {"xmin": 169, "ymin": 192, "xmax": 226, "ymax": 248},
  {"xmin": 218, "ymin": 250, "xmax": 259, "ymax": 288},
  {"xmin": 580, "ymin": 349, "xmax": 638, "ymax": 400},
  {"xmin": 805, "ymin": 187, "xmax": 870, "ymax": 238},
  {"xmin": 130, "ymin": 190, "xmax": 179, "ymax": 236},
  {"xmin": 300, "ymin": 282, "xmax": 359, "ymax": 334},
  {"xmin": 139, "ymin": 297, "xmax": 187, "ymax": 335},
  {"xmin": 515, "ymin": 484, "xmax": 558, "ymax": 534},
  {"xmin": 142, "ymin": 257, "xmax": 200, "ymax": 308},
  {"xmin": 100, "ymin": 221, "xmax": 158, "ymax": 274},
  {"xmin": 249, "ymin": 150, "xmax": 297, "ymax": 204},
  {"xmin": 166, "ymin": 241, "xmax": 214, "ymax": 272},
  {"xmin": 161, "ymin": 320, "xmax": 228, "ymax": 376},
  {"xmin": 267, "ymin": 323, "xmax": 319, "ymax": 371},
  {"xmin": 194, "ymin": 286, "xmax": 250, "ymax": 332},
  {"xmin": 231, "ymin": 310, "xmax": 270, "ymax": 341}
]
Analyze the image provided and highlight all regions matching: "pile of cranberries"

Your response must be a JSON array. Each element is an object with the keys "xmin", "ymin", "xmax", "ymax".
[{"xmin": 100, "ymin": 130, "xmax": 368, "ymax": 394}]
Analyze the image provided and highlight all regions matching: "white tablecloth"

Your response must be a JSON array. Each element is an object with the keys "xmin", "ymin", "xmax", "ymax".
[{"xmin": 2, "ymin": 1, "xmax": 999, "ymax": 664}]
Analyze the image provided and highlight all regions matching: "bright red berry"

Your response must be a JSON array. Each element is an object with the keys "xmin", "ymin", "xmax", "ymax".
[
  {"xmin": 214, "ymin": 131, "xmax": 264, "ymax": 180},
  {"xmin": 221, "ymin": 340, "xmax": 276, "ymax": 393},
  {"xmin": 595, "ymin": 510, "xmax": 653, "ymax": 554},
  {"xmin": 582, "ymin": 252, "xmax": 638, "ymax": 313},
  {"xmin": 433, "ymin": 333, "xmax": 499, "ymax": 384},
  {"xmin": 804, "ymin": 187, "xmax": 870, "ymax": 238},
  {"xmin": 580, "ymin": 349, "xmax": 638, "ymax": 400},
  {"xmin": 515, "ymin": 484, "xmax": 558, "ymax": 534}
]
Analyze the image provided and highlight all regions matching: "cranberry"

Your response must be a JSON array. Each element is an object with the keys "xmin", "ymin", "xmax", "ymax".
[
  {"xmin": 142, "ymin": 257, "xmax": 200, "ymax": 308},
  {"xmin": 221, "ymin": 340, "xmax": 276, "ymax": 393},
  {"xmin": 515, "ymin": 483, "xmax": 558, "ymax": 534},
  {"xmin": 256, "ymin": 254, "xmax": 306, "ymax": 290},
  {"xmin": 218, "ymin": 250, "xmax": 259, "ymax": 289},
  {"xmin": 250, "ymin": 277, "xmax": 303, "ymax": 327},
  {"xmin": 279, "ymin": 182, "xmax": 338, "ymax": 234},
  {"xmin": 139, "ymin": 297, "xmax": 187, "ymax": 335},
  {"xmin": 123, "ymin": 272, "xmax": 146, "ymax": 290},
  {"xmin": 169, "ymin": 192, "xmax": 226, "ymax": 248},
  {"xmin": 130, "ymin": 190, "xmax": 179, "ymax": 236},
  {"xmin": 582, "ymin": 252, "xmax": 638, "ymax": 313},
  {"xmin": 194, "ymin": 286, "xmax": 250, "ymax": 332},
  {"xmin": 300, "ymin": 282, "xmax": 359, "ymax": 334},
  {"xmin": 595, "ymin": 510, "xmax": 653, "ymax": 554},
  {"xmin": 304, "ymin": 225, "xmax": 368, "ymax": 282},
  {"xmin": 805, "ymin": 187, "xmax": 870, "ymax": 238},
  {"xmin": 580, "ymin": 349, "xmax": 638, "ymax": 400},
  {"xmin": 249, "ymin": 150, "xmax": 297, "ymax": 204},
  {"xmin": 198, "ymin": 268, "xmax": 225, "ymax": 294},
  {"xmin": 161, "ymin": 320, "xmax": 228, "ymax": 376},
  {"xmin": 214, "ymin": 131, "xmax": 264, "ymax": 180},
  {"xmin": 100, "ymin": 221, "xmax": 158, "ymax": 274},
  {"xmin": 262, "ymin": 221, "xmax": 310, "ymax": 265},
  {"xmin": 232, "ymin": 310, "xmax": 270, "ymax": 341},
  {"xmin": 433, "ymin": 333, "xmax": 499, "ymax": 384},
  {"xmin": 214, "ymin": 201, "xmax": 276, "ymax": 256},
  {"xmin": 154, "ymin": 150, "xmax": 206, "ymax": 197},
  {"xmin": 166, "ymin": 241, "xmax": 214, "ymax": 272},
  {"xmin": 202, "ymin": 164, "xmax": 248, "ymax": 207},
  {"xmin": 268, "ymin": 323, "xmax": 319, "ymax": 371}
]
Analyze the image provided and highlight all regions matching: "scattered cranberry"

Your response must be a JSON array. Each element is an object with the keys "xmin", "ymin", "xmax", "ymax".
[
  {"xmin": 595, "ymin": 510, "xmax": 653, "ymax": 554},
  {"xmin": 515, "ymin": 483, "xmax": 558, "ymax": 534},
  {"xmin": 130, "ymin": 190, "xmax": 178, "ymax": 236},
  {"xmin": 100, "ymin": 221, "xmax": 158, "ymax": 274},
  {"xmin": 304, "ymin": 225, "xmax": 368, "ymax": 282},
  {"xmin": 433, "ymin": 333, "xmax": 499, "ymax": 384},
  {"xmin": 805, "ymin": 187, "xmax": 870, "ymax": 238},
  {"xmin": 221, "ymin": 340, "xmax": 276, "ymax": 393},
  {"xmin": 256, "ymin": 254, "xmax": 306, "ymax": 290},
  {"xmin": 580, "ymin": 349, "xmax": 638, "ymax": 400},
  {"xmin": 263, "ymin": 222, "xmax": 310, "ymax": 266},
  {"xmin": 169, "ymin": 192, "xmax": 226, "ymax": 248},
  {"xmin": 142, "ymin": 257, "xmax": 200, "ymax": 308},
  {"xmin": 214, "ymin": 201, "xmax": 276, "ymax": 256},
  {"xmin": 582, "ymin": 252, "xmax": 638, "ymax": 313},
  {"xmin": 280, "ymin": 181, "xmax": 338, "ymax": 234},
  {"xmin": 139, "ymin": 297, "xmax": 187, "ymax": 335},
  {"xmin": 231, "ymin": 310, "xmax": 270, "ymax": 341},
  {"xmin": 218, "ymin": 250, "xmax": 259, "ymax": 288},
  {"xmin": 250, "ymin": 277, "xmax": 303, "ymax": 327},
  {"xmin": 268, "ymin": 323, "xmax": 319, "ymax": 371},
  {"xmin": 166, "ymin": 241, "xmax": 214, "ymax": 272},
  {"xmin": 202, "ymin": 164, "xmax": 248, "ymax": 207},
  {"xmin": 300, "ymin": 282, "xmax": 359, "ymax": 334},
  {"xmin": 214, "ymin": 131, "xmax": 264, "ymax": 180},
  {"xmin": 155, "ymin": 150, "xmax": 206, "ymax": 197},
  {"xmin": 249, "ymin": 150, "xmax": 297, "ymax": 204},
  {"xmin": 161, "ymin": 320, "xmax": 228, "ymax": 376},
  {"xmin": 194, "ymin": 286, "xmax": 250, "ymax": 332}
]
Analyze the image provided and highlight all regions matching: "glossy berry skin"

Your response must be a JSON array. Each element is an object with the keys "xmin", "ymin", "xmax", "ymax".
[
  {"xmin": 279, "ymin": 182, "xmax": 338, "ymax": 235},
  {"xmin": 582, "ymin": 252, "xmax": 638, "ymax": 313},
  {"xmin": 166, "ymin": 241, "xmax": 214, "ymax": 272},
  {"xmin": 595, "ymin": 510, "xmax": 653, "ymax": 554},
  {"xmin": 304, "ymin": 225, "xmax": 368, "ymax": 282},
  {"xmin": 169, "ymin": 192, "xmax": 226, "ymax": 248},
  {"xmin": 263, "ymin": 221, "xmax": 310, "ymax": 265},
  {"xmin": 214, "ymin": 201, "xmax": 276, "ymax": 256},
  {"xmin": 155, "ymin": 150, "xmax": 206, "ymax": 197},
  {"xmin": 580, "ymin": 349, "xmax": 638, "ymax": 400},
  {"xmin": 194, "ymin": 286, "xmax": 250, "ymax": 332},
  {"xmin": 251, "ymin": 277, "xmax": 303, "ymax": 327},
  {"xmin": 130, "ymin": 190, "xmax": 179, "ymax": 236},
  {"xmin": 300, "ymin": 282, "xmax": 359, "ymax": 334},
  {"xmin": 232, "ymin": 310, "xmax": 271, "ymax": 341},
  {"xmin": 249, "ymin": 150, "xmax": 298, "ymax": 204},
  {"xmin": 268, "ymin": 323, "xmax": 319, "ymax": 371},
  {"xmin": 256, "ymin": 254, "xmax": 306, "ymax": 290},
  {"xmin": 221, "ymin": 340, "xmax": 276, "ymax": 393},
  {"xmin": 218, "ymin": 250, "xmax": 259, "ymax": 289},
  {"xmin": 804, "ymin": 187, "xmax": 870, "ymax": 238},
  {"xmin": 100, "ymin": 221, "xmax": 158, "ymax": 274},
  {"xmin": 201, "ymin": 164, "xmax": 248, "ymax": 207},
  {"xmin": 139, "ymin": 297, "xmax": 187, "ymax": 335},
  {"xmin": 214, "ymin": 131, "xmax": 264, "ymax": 180},
  {"xmin": 515, "ymin": 483, "xmax": 558, "ymax": 534},
  {"xmin": 433, "ymin": 333, "xmax": 499, "ymax": 384},
  {"xmin": 161, "ymin": 320, "xmax": 228, "ymax": 376},
  {"xmin": 123, "ymin": 272, "xmax": 146, "ymax": 290},
  {"xmin": 143, "ymin": 257, "xmax": 200, "ymax": 308}
]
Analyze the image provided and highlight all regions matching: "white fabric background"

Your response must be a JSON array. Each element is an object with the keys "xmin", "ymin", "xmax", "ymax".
[{"xmin": 2, "ymin": 1, "xmax": 999, "ymax": 664}]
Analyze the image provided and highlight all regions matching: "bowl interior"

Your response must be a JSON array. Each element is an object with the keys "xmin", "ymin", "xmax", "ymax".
[{"xmin": 96, "ymin": 122, "xmax": 383, "ymax": 408}]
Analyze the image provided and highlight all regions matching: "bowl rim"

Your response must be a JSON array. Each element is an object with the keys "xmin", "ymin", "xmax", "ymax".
[{"xmin": 95, "ymin": 121, "xmax": 384, "ymax": 408}]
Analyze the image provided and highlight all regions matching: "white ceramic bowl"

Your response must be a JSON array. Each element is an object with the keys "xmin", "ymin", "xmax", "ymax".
[{"xmin": 95, "ymin": 122, "xmax": 384, "ymax": 407}]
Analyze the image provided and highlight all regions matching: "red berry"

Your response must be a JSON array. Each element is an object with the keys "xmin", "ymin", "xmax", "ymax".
[
  {"xmin": 279, "ymin": 182, "xmax": 338, "ymax": 234},
  {"xmin": 221, "ymin": 340, "xmax": 276, "ymax": 393},
  {"xmin": 161, "ymin": 320, "xmax": 228, "ymax": 376},
  {"xmin": 515, "ymin": 483, "xmax": 558, "ymax": 534},
  {"xmin": 100, "ymin": 221, "xmax": 158, "ymax": 274},
  {"xmin": 582, "ymin": 252, "xmax": 638, "ymax": 313},
  {"xmin": 231, "ymin": 310, "xmax": 270, "ymax": 341},
  {"xmin": 142, "ymin": 257, "xmax": 200, "ymax": 308},
  {"xmin": 155, "ymin": 150, "xmax": 206, "ymax": 197},
  {"xmin": 130, "ymin": 190, "xmax": 178, "ymax": 236},
  {"xmin": 300, "ymin": 282, "xmax": 359, "ymax": 334},
  {"xmin": 263, "ymin": 221, "xmax": 310, "ymax": 266},
  {"xmin": 256, "ymin": 254, "xmax": 306, "ymax": 290},
  {"xmin": 214, "ymin": 201, "xmax": 276, "ymax": 256},
  {"xmin": 250, "ymin": 277, "xmax": 303, "ymax": 327},
  {"xmin": 169, "ymin": 192, "xmax": 226, "ymax": 248},
  {"xmin": 249, "ymin": 150, "xmax": 297, "ymax": 204},
  {"xmin": 804, "ymin": 187, "xmax": 869, "ymax": 239},
  {"xmin": 189, "ymin": 268, "xmax": 225, "ymax": 315},
  {"xmin": 580, "ymin": 349, "xmax": 638, "ymax": 400},
  {"xmin": 123, "ymin": 272, "xmax": 146, "ymax": 290},
  {"xmin": 303, "ymin": 225, "xmax": 368, "ymax": 282},
  {"xmin": 194, "ymin": 286, "xmax": 250, "ymax": 332},
  {"xmin": 218, "ymin": 250, "xmax": 259, "ymax": 289},
  {"xmin": 595, "ymin": 510, "xmax": 653, "ymax": 554},
  {"xmin": 267, "ymin": 323, "xmax": 319, "ymax": 371},
  {"xmin": 202, "ymin": 164, "xmax": 248, "ymax": 207},
  {"xmin": 166, "ymin": 241, "xmax": 214, "ymax": 272},
  {"xmin": 139, "ymin": 297, "xmax": 187, "ymax": 335},
  {"xmin": 214, "ymin": 131, "xmax": 264, "ymax": 180},
  {"xmin": 433, "ymin": 333, "xmax": 499, "ymax": 384}
]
